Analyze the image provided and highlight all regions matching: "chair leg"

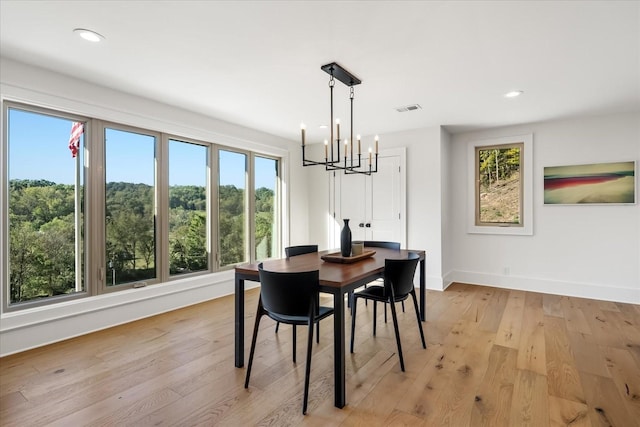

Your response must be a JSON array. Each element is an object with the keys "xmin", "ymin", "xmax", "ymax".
[
  {"xmin": 401, "ymin": 300, "xmax": 405, "ymax": 312},
  {"xmin": 350, "ymin": 295, "xmax": 359, "ymax": 353},
  {"xmin": 411, "ymin": 290, "xmax": 426, "ymax": 349},
  {"xmin": 303, "ymin": 318, "xmax": 314, "ymax": 415},
  {"xmin": 245, "ymin": 304, "xmax": 264, "ymax": 388},
  {"xmin": 373, "ymin": 301, "xmax": 377, "ymax": 336},
  {"xmin": 389, "ymin": 299, "xmax": 405, "ymax": 372},
  {"xmin": 316, "ymin": 320, "xmax": 320, "ymax": 344},
  {"xmin": 384, "ymin": 302, "xmax": 387, "ymax": 323},
  {"xmin": 275, "ymin": 321, "xmax": 280, "ymax": 333},
  {"xmin": 292, "ymin": 324, "xmax": 297, "ymax": 363}
]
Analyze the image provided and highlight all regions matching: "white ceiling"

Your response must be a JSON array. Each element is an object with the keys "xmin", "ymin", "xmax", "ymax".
[{"xmin": 1, "ymin": 1, "xmax": 639, "ymax": 144}]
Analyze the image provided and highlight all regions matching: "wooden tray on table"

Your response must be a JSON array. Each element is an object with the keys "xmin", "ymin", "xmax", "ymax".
[{"xmin": 321, "ymin": 250, "xmax": 376, "ymax": 264}]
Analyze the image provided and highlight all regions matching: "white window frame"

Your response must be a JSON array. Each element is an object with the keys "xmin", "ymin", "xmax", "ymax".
[{"xmin": 467, "ymin": 134, "xmax": 533, "ymax": 236}]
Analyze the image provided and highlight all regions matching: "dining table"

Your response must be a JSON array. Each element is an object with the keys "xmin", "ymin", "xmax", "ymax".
[{"xmin": 234, "ymin": 247, "xmax": 426, "ymax": 409}]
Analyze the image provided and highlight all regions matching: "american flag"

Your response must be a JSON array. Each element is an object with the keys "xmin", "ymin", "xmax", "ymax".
[{"xmin": 69, "ymin": 121, "xmax": 84, "ymax": 158}]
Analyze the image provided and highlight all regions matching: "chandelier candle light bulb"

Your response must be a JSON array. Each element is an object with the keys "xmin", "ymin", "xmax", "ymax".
[
  {"xmin": 301, "ymin": 123, "xmax": 306, "ymax": 146},
  {"xmin": 357, "ymin": 134, "xmax": 361, "ymax": 154},
  {"xmin": 324, "ymin": 139, "xmax": 328, "ymax": 159}
]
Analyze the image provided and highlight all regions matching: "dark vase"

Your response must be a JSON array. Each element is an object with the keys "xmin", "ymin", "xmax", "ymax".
[{"xmin": 340, "ymin": 219, "xmax": 352, "ymax": 257}]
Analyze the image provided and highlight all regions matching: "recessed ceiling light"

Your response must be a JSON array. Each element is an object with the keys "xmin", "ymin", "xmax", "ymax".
[
  {"xmin": 73, "ymin": 28, "xmax": 105, "ymax": 43},
  {"xmin": 504, "ymin": 90, "xmax": 523, "ymax": 98}
]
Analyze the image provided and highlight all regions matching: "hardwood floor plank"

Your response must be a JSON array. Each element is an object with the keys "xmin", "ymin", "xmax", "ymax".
[
  {"xmin": 516, "ymin": 293, "xmax": 547, "ymax": 375},
  {"xmin": 601, "ymin": 346, "xmax": 640, "ymax": 421},
  {"xmin": 469, "ymin": 344, "xmax": 517, "ymax": 426},
  {"xmin": 579, "ymin": 372, "xmax": 636, "ymax": 427},
  {"xmin": 394, "ymin": 316, "xmax": 484, "ymax": 418},
  {"xmin": 544, "ymin": 315, "xmax": 586, "ymax": 403},
  {"xmin": 509, "ymin": 369, "xmax": 549, "ymax": 426},
  {"xmin": 583, "ymin": 304, "xmax": 626, "ymax": 349},
  {"xmin": 543, "ymin": 294, "xmax": 564, "ymax": 318},
  {"xmin": 548, "ymin": 395, "xmax": 591, "ymax": 427},
  {"xmin": 478, "ymin": 288, "xmax": 510, "ymax": 332},
  {"xmin": 560, "ymin": 296, "xmax": 593, "ymax": 336},
  {"xmin": 420, "ymin": 327, "xmax": 496, "ymax": 426},
  {"xmin": 566, "ymin": 330, "xmax": 610, "ymax": 378},
  {"xmin": 494, "ymin": 290, "xmax": 525, "ymax": 349}
]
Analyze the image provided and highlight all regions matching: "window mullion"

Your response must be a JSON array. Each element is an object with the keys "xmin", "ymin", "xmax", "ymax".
[
  {"xmin": 247, "ymin": 152, "xmax": 256, "ymax": 263},
  {"xmin": 157, "ymin": 134, "xmax": 169, "ymax": 282}
]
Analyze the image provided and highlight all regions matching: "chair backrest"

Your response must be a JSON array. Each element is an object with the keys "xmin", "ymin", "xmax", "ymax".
[
  {"xmin": 384, "ymin": 252, "xmax": 420, "ymax": 297},
  {"xmin": 285, "ymin": 245, "xmax": 318, "ymax": 258},
  {"xmin": 258, "ymin": 263, "xmax": 319, "ymax": 317},
  {"xmin": 363, "ymin": 241, "xmax": 401, "ymax": 250}
]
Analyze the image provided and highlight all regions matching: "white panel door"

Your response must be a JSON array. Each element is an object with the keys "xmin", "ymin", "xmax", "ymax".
[
  {"xmin": 369, "ymin": 153, "xmax": 401, "ymax": 242},
  {"xmin": 335, "ymin": 148, "xmax": 405, "ymax": 246}
]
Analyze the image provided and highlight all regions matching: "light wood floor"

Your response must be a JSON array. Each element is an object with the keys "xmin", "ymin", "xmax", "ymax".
[{"xmin": 1, "ymin": 283, "xmax": 639, "ymax": 426}]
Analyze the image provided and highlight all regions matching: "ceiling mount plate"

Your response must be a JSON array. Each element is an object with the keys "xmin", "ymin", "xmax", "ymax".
[{"xmin": 321, "ymin": 62, "xmax": 362, "ymax": 86}]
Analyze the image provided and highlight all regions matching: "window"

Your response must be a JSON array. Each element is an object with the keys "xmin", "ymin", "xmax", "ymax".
[
  {"xmin": 468, "ymin": 134, "xmax": 533, "ymax": 235},
  {"xmin": 475, "ymin": 143, "xmax": 523, "ymax": 226},
  {"xmin": 218, "ymin": 150, "xmax": 247, "ymax": 267},
  {"xmin": 168, "ymin": 139, "xmax": 209, "ymax": 276},
  {"xmin": 254, "ymin": 155, "xmax": 279, "ymax": 261},
  {"xmin": 6, "ymin": 107, "xmax": 86, "ymax": 306},
  {"xmin": 3, "ymin": 101, "xmax": 282, "ymax": 311},
  {"xmin": 104, "ymin": 127, "xmax": 158, "ymax": 287}
]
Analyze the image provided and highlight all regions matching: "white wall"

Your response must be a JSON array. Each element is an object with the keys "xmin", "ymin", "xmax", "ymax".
[
  {"xmin": 446, "ymin": 112, "xmax": 640, "ymax": 303},
  {"xmin": 0, "ymin": 58, "xmax": 308, "ymax": 356}
]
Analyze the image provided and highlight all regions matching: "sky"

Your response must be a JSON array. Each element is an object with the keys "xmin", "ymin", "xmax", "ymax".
[{"xmin": 8, "ymin": 108, "xmax": 276, "ymax": 189}]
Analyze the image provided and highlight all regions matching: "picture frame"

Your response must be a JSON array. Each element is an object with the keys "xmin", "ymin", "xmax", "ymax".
[{"xmin": 543, "ymin": 161, "xmax": 636, "ymax": 205}]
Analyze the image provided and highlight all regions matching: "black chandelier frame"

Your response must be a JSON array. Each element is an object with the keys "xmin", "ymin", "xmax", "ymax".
[{"xmin": 301, "ymin": 62, "xmax": 378, "ymax": 175}]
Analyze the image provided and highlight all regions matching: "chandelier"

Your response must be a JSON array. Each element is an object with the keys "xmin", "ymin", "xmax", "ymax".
[{"xmin": 300, "ymin": 62, "xmax": 378, "ymax": 175}]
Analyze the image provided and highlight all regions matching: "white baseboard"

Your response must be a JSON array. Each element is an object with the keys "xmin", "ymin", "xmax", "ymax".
[{"xmin": 442, "ymin": 270, "xmax": 639, "ymax": 304}]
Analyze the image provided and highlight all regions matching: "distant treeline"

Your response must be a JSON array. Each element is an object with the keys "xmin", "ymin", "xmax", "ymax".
[
  {"xmin": 8, "ymin": 179, "xmax": 274, "ymax": 303},
  {"xmin": 478, "ymin": 147, "xmax": 520, "ymax": 188}
]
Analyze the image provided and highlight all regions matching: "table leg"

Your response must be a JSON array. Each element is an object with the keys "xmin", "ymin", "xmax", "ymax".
[
  {"xmin": 333, "ymin": 290, "xmax": 346, "ymax": 408},
  {"xmin": 420, "ymin": 258, "xmax": 426, "ymax": 322},
  {"xmin": 235, "ymin": 276, "xmax": 244, "ymax": 367}
]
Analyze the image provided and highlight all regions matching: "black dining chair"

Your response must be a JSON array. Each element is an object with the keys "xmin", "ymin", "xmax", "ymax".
[
  {"xmin": 285, "ymin": 244, "xmax": 318, "ymax": 258},
  {"xmin": 350, "ymin": 252, "xmax": 425, "ymax": 372},
  {"xmin": 357, "ymin": 241, "xmax": 405, "ymax": 317},
  {"xmin": 245, "ymin": 263, "xmax": 334, "ymax": 414},
  {"xmin": 276, "ymin": 245, "xmax": 320, "ymax": 337}
]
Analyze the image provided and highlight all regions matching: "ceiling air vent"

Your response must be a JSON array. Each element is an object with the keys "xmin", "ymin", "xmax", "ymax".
[{"xmin": 395, "ymin": 104, "xmax": 422, "ymax": 113}]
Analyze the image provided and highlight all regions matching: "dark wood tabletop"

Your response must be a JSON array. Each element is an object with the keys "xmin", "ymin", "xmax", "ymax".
[{"xmin": 235, "ymin": 248, "xmax": 424, "ymax": 288}]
